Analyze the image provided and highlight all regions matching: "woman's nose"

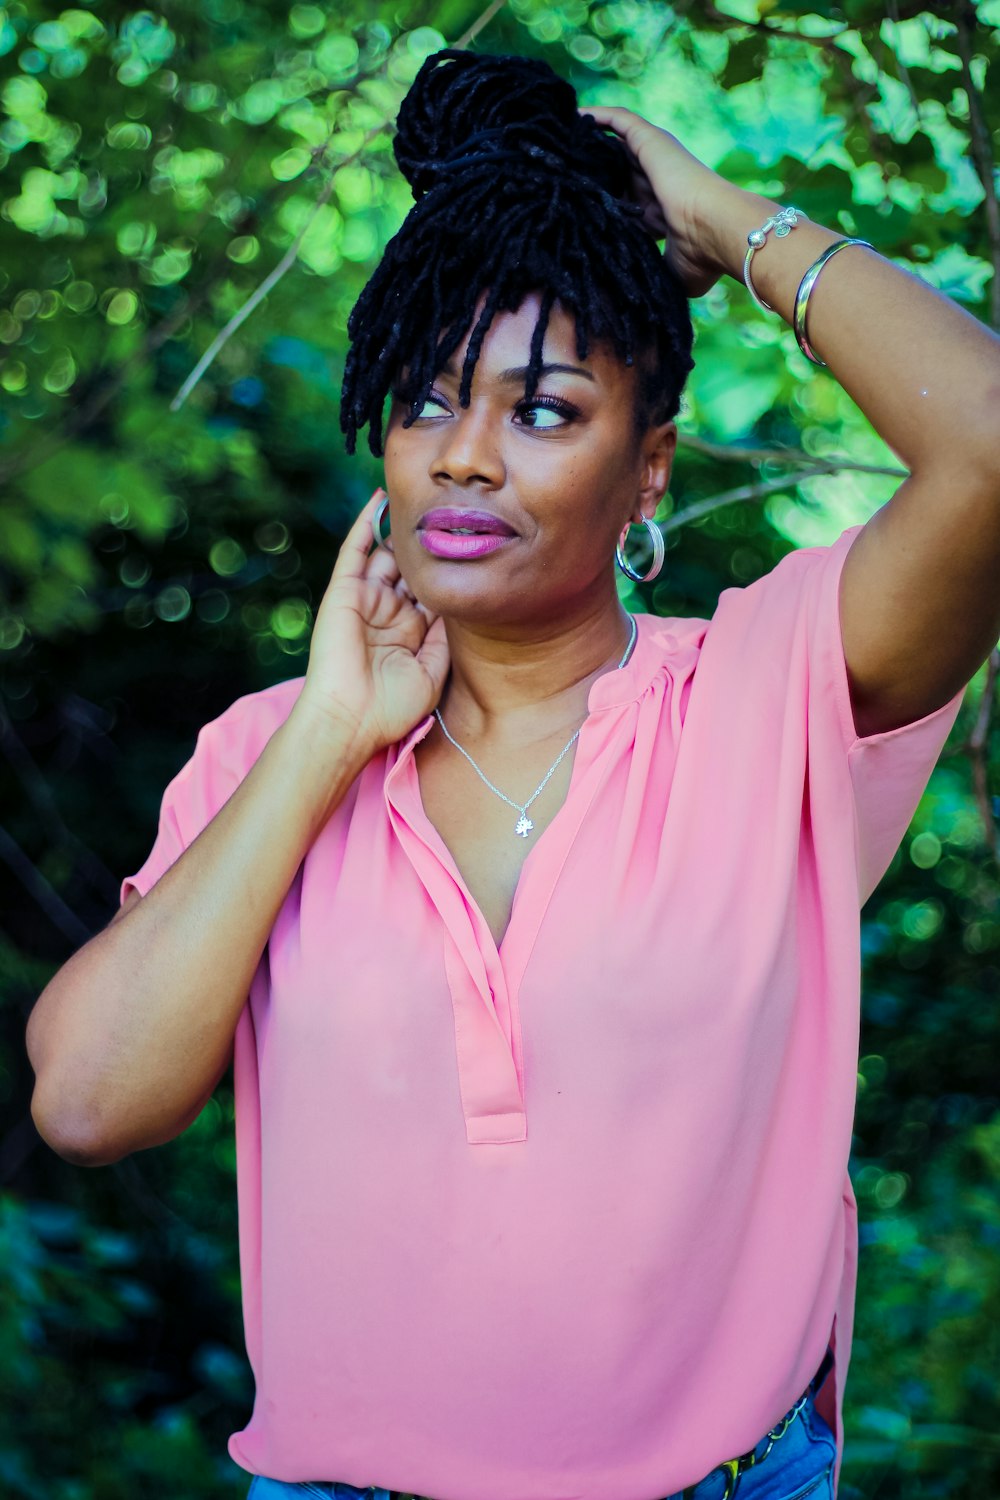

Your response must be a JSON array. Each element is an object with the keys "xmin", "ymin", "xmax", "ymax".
[{"xmin": 429, "ymin": 403, "xmax": 504, "ymax": 486}]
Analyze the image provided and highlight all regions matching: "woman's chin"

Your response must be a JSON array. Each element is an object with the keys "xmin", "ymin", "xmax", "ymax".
[
  {"xmin": 400, "ymin": 552, "xmax": 529, "ymax": 621},
  {"xmin": 402, "ymin": 553, "xmax": 616, "ymax": 631},
  {"xmin": 414, "ymin": 586, "xmax": 522, "ymax": 625}
]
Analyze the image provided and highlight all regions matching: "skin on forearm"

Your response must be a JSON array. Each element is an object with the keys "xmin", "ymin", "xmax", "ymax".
[
  {"xmin": 26, "ymin": 706, "xmax": 369, "ymax": 1166},
  {"xmin": 702, "ymin": 186, "xmax": 1000, "ymax": 483}
]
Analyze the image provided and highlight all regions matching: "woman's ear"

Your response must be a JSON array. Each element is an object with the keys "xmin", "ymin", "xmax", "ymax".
[{"xmin": 637, "ymin": 419, "xmax": 677, "ymax": 521}]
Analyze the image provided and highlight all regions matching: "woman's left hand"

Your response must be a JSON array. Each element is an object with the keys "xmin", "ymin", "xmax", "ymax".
[{"xmin": 578, "ymin": 104, "xmax": 745, "ymax": 298}]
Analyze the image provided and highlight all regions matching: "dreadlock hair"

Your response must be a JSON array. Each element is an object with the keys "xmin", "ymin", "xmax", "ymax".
[{"xmin": 339, "ymin": 48, "xmax": 695, "ymax": 459}]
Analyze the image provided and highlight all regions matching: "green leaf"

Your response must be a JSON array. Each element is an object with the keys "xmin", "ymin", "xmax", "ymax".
[
  {"xmin": 720, "ymin": 35, "xmax": 768, "ymax": 91},
  {"xmin": 840, "ymin": 200, "xmax": 914, "ymax": 250}
]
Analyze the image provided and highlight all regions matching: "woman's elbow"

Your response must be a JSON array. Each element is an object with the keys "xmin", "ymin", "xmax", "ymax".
[{"xmin": 29, "ymin": 1082, "xmax": 127, "ymax": 1167}]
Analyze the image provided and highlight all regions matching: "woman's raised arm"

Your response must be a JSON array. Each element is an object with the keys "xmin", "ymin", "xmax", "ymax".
[
  {"xmin": 582, "ymin": 103, "xmax": 1000, "ymax": 734},
  {"xmin": 25, "ymin": 491, "xmax": 449, "ymax": 1166}
]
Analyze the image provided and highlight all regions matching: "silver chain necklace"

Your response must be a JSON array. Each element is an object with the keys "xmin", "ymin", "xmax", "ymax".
[{"xmin": 433, "ymin": 614, "xmax": 638, "ymax": 839}]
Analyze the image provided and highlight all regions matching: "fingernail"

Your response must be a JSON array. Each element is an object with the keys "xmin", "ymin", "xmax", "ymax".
[{"xmin": 372, "ymin": 486, "xmax": 386, "ymax": 501}]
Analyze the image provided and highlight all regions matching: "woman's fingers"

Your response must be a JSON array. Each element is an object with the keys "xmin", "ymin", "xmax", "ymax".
[
  {"xmin": 361, "ymin": 539, "xmax": 426, "ymax": 615},
  {"xmin": 366, "ymin": 545, "xmax": 402, "ymax": 587},
  {"xmin": 415, "ymin": 615, "xmax": 450, "ymax": 698},
  {"xmin": 579, "ymin": 104, "xmax": 644, "ymax": 151},
  {"xmin": 331, "ymin": 490, "xmax": 385, "ymax": 583},
  {"xmin": 326, "ymin": 489, "xmax": 437, "ymax": 649}
]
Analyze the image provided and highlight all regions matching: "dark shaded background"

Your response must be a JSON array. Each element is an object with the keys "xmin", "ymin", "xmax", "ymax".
[{"xmin": 2, "ymin": 1, "xmax": 999, "ymax": 1494}]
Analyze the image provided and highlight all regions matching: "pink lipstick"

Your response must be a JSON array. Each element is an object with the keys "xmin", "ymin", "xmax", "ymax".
[{"xmin": 417, "ymin": 507, "xmax": 517, "ymax": 561}]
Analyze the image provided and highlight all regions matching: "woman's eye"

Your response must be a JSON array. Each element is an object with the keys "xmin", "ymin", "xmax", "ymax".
[
  {"xmin": 515, "ymin": 399, "xmax": 576, "ymax": 429},
  {"xmin": 408, "ymin": 393, "xmax": 449, "ymax": 419}
]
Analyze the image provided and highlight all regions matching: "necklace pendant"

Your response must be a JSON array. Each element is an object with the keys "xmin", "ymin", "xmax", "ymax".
[{"xmin": 514, "ymin": 814, "xmax": 534, "ymax": 838}]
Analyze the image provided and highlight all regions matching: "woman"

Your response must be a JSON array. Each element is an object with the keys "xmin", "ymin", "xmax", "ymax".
[{"xmin": 26, "ymin": 47, "xmax": 1000, "ymax": 1500}]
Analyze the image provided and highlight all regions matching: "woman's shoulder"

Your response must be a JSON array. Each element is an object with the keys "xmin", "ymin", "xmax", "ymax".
[
  {"xmin": 208, "ymin": 675, "xmax": 306, "ymax": 734},
  {"xmin": 633, "ymin": 609, "xmax": 711, "ymax": 670},
  {"xmin": 635, "ymin": 609, "xmax": 710, "ymax": 643},
  {"xmin": 184, "ymin": 675, "xmax": 307, "ymax": 780}
]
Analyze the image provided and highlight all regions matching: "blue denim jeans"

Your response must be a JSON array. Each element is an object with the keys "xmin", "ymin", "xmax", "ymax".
[{"xmin": 246, "ymin": 1346, "xmax": 837, "ymax": 1500}]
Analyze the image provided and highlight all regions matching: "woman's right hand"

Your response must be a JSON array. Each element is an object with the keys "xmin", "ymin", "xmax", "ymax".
[{"xmin": 289, "ymin": 489, "xmax": 451, "ymax": 762}]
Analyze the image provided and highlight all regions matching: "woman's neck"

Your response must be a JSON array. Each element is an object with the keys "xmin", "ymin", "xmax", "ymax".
[{"xmin": 437, "ymin": 598, "xmax": 636, "ymax": 739}]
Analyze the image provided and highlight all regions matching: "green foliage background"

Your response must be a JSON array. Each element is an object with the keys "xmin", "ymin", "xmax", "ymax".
[{"xmin": 2, "ymin": 0, "xmax": 999, "ymax": 1495}]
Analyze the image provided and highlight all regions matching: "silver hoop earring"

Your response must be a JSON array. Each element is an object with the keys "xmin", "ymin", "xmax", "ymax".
[
  {"xmin": 616, "ymin": 517, "xmax": 665, "ymax": 583},
  {"xmin": 373, "ymin": 494, "xmax": 391, "ymax": 549}
]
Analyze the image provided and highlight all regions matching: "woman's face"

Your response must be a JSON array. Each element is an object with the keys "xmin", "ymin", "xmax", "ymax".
[{"xmin": 382, "ymin": 289, "xmax": 677, "ymax": 628}]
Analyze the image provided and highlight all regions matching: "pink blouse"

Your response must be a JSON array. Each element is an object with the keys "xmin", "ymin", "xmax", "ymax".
[{"xmin": 122, "ymin": 522, "xmax": 964, "ymax": 1499}]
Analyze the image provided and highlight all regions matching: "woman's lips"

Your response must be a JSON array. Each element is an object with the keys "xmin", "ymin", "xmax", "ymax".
[
  {"xmin": 416, "ymin": 507, "xmax": 517, "ymax": 560},
  {"xmin": 418, "ymin": 530, "xmax": 515, "ymax": 559}
]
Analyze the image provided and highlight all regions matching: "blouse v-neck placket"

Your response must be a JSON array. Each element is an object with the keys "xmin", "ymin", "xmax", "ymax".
[{"xmin": 382, "ymin": 655, "xmax": 649, "ymax": 1147}]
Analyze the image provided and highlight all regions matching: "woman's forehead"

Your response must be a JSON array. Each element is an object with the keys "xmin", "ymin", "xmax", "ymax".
[{"xmin": 397, "ymin": 293, "xmax": 631, "ymax": 389}]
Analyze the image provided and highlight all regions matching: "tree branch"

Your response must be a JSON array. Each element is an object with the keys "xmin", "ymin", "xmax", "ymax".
[
  {"xmin": 699, "ymin": 3, "xmax": 846, "ymax": 48},
  {"xmin": 699, "ymin": 4, "xmax": 895, "ymax": 182},
  {"xmin": 663, "ymin": 464, "xmax": 864, "ymax": 531},
  {"xmin": 885, "ymin": 0, "xmax": 926, "ymax": 128},
  {"xmin": 952, "ymin": 2, "xmax": 1000, "ymax": 863},
  {"xmin": 954, "ymin": 1, "xmax": 1000, "ymax": 331},
  {"xmin": 170, "ymin": 0, "xmax": 509, "ymax": 411},
  {"xmin": 0, "ymin": 702, "xmax": 119, "ymax": 905},
  {"xmin": 826, "ymin": 36, "xmax": 894, "ymax": 182},
  {"xmin": 168, "ymin": 120, "xmax": 388, "ymax": 411},
  {"xmin": 676, "ymin": 430, "xmax": 908, "ymax": 478},
  {"xmin": 956, "ymin": 646, "xmax": 1000, "ymax": 867},
  {"xmin": 0, "ymin": 824, "xmax": 91, "ymax": 948},
  {"xmin": 0, "ymin": 48, "xmax": 410, "ymax": 488}
]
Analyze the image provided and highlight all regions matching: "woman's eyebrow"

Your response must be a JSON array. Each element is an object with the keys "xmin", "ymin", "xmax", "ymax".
[{"xmin": 439, "ymin": 359, "xmax": 596, "ymax": 384}]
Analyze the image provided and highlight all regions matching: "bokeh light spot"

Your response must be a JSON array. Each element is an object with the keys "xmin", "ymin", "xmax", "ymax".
[
  {"xmin": 209, "ymin": 538, "xmax": 247, "ymax": 576},
  {"xmin": 154, "ymin": 585, "xmax": 191, "ymax": 622}
]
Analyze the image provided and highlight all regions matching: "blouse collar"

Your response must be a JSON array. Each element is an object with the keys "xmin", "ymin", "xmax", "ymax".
[{"xmin": 394, "ymin": 612, "xmax": 698, "ymax": 762}]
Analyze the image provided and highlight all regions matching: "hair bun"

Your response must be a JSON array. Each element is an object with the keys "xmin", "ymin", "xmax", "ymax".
[{"xmin": 393, "ymin": 48, "xmax": 635, "ymax": 203}]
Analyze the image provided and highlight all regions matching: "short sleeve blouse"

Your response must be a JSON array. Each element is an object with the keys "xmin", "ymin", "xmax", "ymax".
[{"xmin": 122, "ymin": 522, "xmax": 965, "ymax": 1499}]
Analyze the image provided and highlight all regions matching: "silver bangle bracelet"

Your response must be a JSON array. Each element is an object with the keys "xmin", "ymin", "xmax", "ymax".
[
  {"xmin": 743, "ymin": 206, "xmax": 804, "ymax": 313},
  {"xmin": 793, "ymin": 238, "xmax": 874, "ymax": 366}
]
